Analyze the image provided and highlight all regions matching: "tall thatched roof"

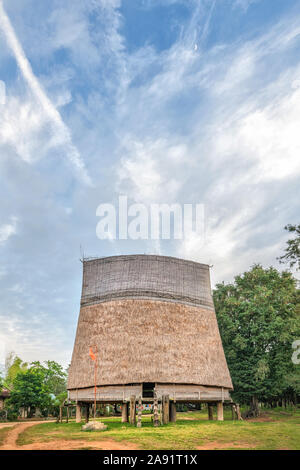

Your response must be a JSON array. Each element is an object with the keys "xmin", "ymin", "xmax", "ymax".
[{"xmin": 68, "ymin": 255, "xmax": 233, "ymax": 391}]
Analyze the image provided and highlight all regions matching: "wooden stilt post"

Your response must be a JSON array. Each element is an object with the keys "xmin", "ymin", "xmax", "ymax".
[
  {"xmin": 153, "ymin": 394, "xmax": 160, "ymax": 427},
  {"xmin": 130, "ymin": 395, "xmax": 136, "ymax": 425},
  {"xmin": 85, "ymin": 404, "xmax": 90, "ymax": 423},
  {"xmin": 231, "ymin": 403, "xmax": 236, "ymax": 420},
  {"xmin": 236, "ymin": 404, "xmax": 242, "ymax": 420},
  {"xmin": 162, "ymin": 395, "xmax": 170, "ymax": 425},
  {"xmin": 122, "ymin": 403, "xmax": 129, "ymax": 423},
  {"xmin": 208, "ymin": 403, "xmax": 214, "ymax": 420},
  {"xmin": 169, "ymin": 402, "xmax": 177, "ymax": 422},
  {"xmin": 137, "ymin": 397, "xmax": 142, "ymax": 428},
  {"xmin": 66, "ymin": 405, "xmax": 69, "ymax": 423},
  {"xmin": 217, "ymin": 402, "xmax": 224, "ymax": 421},
  {"xmin": 76, "ymin": 404, "xmax": 82, "ymax": 423}
]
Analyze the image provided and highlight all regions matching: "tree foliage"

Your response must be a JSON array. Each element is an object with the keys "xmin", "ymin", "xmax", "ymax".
[
  {"xmin": 4, "ymin": 353, "xmax": 28, "ymax": 390},
  {"xmin": 214, "ymin": 265, "xmax": 300, "ymax": 412},
  {"xmin": 3, "ymin": 355, "xmax": 67, "ymax": 417},
  {"xmin": 8, "ymin": 370, "xmax": 51, "ymax": 411},
  {"xmin": 278, "ymin": 224, "xmax": 300, "ymax": 270},
  {"xmin": 30, "ymin": 360, "xmax": 67, "ymax": 396}
]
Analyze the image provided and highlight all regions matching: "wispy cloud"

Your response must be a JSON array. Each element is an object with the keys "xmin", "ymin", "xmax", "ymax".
[{"xmin": 0, "ymin": 1, "xmax": 91, "ymax": 185}]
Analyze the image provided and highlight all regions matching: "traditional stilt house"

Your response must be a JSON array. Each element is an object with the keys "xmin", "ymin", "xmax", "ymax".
[{"xmin": 68, "ymin": 255, "xmax": 233, "ymax": 424}]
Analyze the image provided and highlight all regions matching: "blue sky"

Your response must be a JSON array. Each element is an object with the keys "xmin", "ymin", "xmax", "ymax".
[{"xmin": 0, "ymin": 0, "xmax": 299, "ymax": 367}]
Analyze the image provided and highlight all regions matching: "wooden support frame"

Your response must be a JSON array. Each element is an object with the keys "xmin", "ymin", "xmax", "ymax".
[
  {"xmin": 122, "ymin": 402, "xmax": 129, "ymax": 423},
  {"xmin": 162, "ymin": 395, "xmax": 170, "ymax": 425},
  {"xmin": 85, "ymin": 404, "xmax": 90, "ymax": 423},
  {"xmin": 137, "ymin": 397, "xmax": 142, "ymax": 428},
  {"xmin": 231, "ymin": 403, "xmax": 242, "ymax": 421},
  {"xmin": 76, "ymin": 403, "xmax": 82, "ymax": 423},
  {"xmin": 208, "ymin": 403, "xmax": 214, "ymax": 420},
  {"xmin": 236, "ymin": 404, "xmax": 242, "ymax": 420},
  {"xmin": 130, "ymin": 395, "xmax": 136, "ymax": 425},
  {"xmin": 217, "ymin": 401, "xmax": 224, "ymax": 421},
  {"xmin": 169, "ymin": 402, "xmax": 176, "ymax": 422},
  {"xmin": 153, "ymin": 394, "xmax": 160, "ymax": 427}
]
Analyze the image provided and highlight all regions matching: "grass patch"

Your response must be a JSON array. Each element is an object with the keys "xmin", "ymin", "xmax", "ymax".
[
  {"xmin": 0, "ymin": 426, "xmax": 14, "ymax": 446},
  {"xmin": 17, "ymin": 408, "xmax": 300, "ymax": 450}
]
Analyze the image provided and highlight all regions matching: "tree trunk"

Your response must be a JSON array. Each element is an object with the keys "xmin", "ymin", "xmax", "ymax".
[
  {"xmin": 250, "ymin": 396, "xmax": 259, "ymax": 417},
  {"xmin": 243, "ymin": 396, "xmax": 259, "ymax": 419}
]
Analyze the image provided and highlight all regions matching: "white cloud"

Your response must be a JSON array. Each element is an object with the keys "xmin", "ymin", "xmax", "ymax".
[
  {"xmin": 234, "ymin": 0, "xmax": 260, "ymax": 11},
  {"xmin": 0, "ymin": 95, "xmax": 52, "ymax": 163},
  {"xmin": 0, "ymin": 312, "xmax": 70, "ymax": 366},
  {"xmin": 212, "ymin": 73, "xmax": 300, "ymax": 182},
  {"xmin": 0, "ymin": 216, "xmax": 18, "ymax": 244},
  {"xmin": 117, "ymin": 138, "xmax": 186, "ymax": 203}
]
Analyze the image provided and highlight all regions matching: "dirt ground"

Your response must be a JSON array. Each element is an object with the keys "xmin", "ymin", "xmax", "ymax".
[{"xmin": 0, "ymin": 421, "xmax": 139, "ymax": 450}]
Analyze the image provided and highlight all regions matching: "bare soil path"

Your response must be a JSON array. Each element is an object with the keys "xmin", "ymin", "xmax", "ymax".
[
  {"xmin": 0, "ymin": 421, "xmax": 138, "ymax": 450},
  {"xmin": 0, "ymin": 421, "xmax": 54, "ymax": 450},
  {"xmin": 0, "ymin": 422, "xmax": 17, "ymax": 429}
]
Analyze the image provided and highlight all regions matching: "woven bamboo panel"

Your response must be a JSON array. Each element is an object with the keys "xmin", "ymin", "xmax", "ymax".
[
  {"xmin": 81, "ymin": 255, "xmax": 213, "ymax": 308},
  {"xmin": 68, "ymin": 384, "xmax": 231, "ymax": 403}
]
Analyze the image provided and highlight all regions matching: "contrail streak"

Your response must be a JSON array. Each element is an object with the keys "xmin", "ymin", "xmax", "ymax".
[
  {"xmin": 198, "ymin": 0, "xmax": 217, "ymax": 48},
  {"xmin": 0, "ymin": 1, "xmax": 92, "ymax": 185}
]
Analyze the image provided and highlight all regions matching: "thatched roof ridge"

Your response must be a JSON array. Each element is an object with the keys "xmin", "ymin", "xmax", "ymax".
[{"xmin": 83, "ymin": 254, "xmax": 210, "ymax": 268}]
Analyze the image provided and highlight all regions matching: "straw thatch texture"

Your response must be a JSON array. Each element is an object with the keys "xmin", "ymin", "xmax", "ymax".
[{"xmin": 68, "ymin": 298, "xmax": 233, "ymax": 390}]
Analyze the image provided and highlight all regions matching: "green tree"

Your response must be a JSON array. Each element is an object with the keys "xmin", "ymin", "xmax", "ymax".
[
  {"xmin": 30, "ymin": 361, "xmax": 67, "ymax": 396},
  {"xmin": 8, "ymin": 370, "xmax": 51, "ymax": 414},
  {"xmin": 278, "ymin": 224, "xmax": 300, "ymax": 270},
  {"xmin": 214, "ymin": 265, "xmax": 300, "ymax": 416},
  {"xmin": 4, "ymin": 353, "xmax": 28, "ymax": 390},
  {"xmin": 54, "ymin": 391, "xmax": 68, "ymax": 423}
]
